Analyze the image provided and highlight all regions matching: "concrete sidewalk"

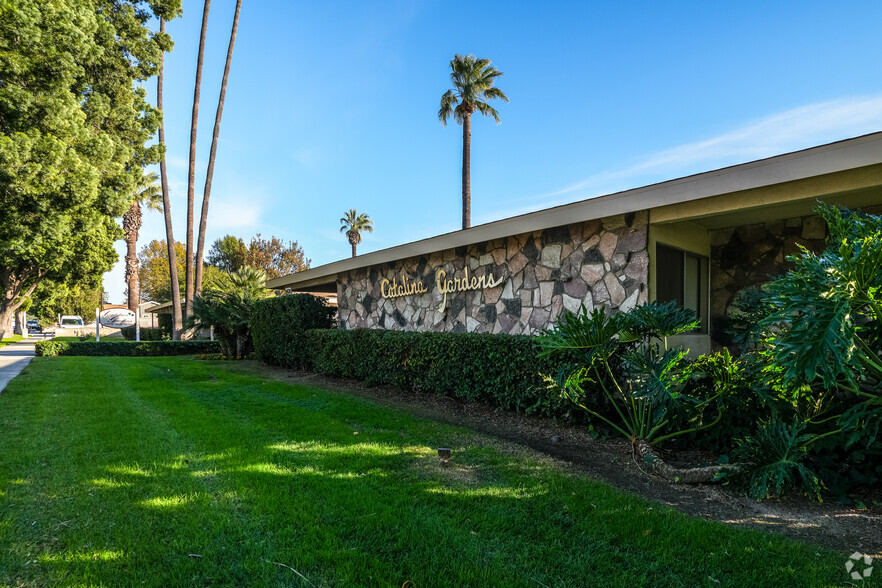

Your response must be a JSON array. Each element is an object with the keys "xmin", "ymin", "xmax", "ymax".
[{"xmin": 0, "ymin": 338, "xmax": 38, "ymax": 393}]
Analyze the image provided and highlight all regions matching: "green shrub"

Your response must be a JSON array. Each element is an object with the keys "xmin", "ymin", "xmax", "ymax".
[
  {"xmin": 35, "ymin": 340, "xmax": 220, "ymax": 357},
  {"xmin": 119, "ymin": 326, "xmax": 166, "ymax": 341},
  {"xmin": 301, "ymin": 329, "xmax": 575, "ymax": 416},
  {"xmin": 251, "ymin": 294, "xmax": 336, "ymax": 369}
]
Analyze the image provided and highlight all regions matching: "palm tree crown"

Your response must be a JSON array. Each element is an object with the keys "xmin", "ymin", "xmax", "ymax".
[
  {"xmin": 438, "ymin": 54, "xmax": 508, "ymax": 127},
  {"xmin": 438, "ymin": 54, "xmax": 508, "ymax": 230},
  {"xmin": 339, "ymin": 209, "xmax": 374, "ymax": 257}
]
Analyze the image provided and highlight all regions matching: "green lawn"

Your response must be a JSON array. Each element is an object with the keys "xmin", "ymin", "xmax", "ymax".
[
  {"xmin": 0, "ymin": 357, "xmax": 865, "ymax": 587},
  {"xmin": 0, "ymin": 334, "xmax": 24, "ymax": 348}
]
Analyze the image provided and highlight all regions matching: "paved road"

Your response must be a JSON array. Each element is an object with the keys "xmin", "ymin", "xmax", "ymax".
[{"xmin": 0, "ymin": 337, "xmax": 40, "ymax": 393}]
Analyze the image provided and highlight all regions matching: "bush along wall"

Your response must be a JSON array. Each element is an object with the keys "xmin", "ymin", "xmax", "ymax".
[
  {"xmin": 301, "ymin": 329, "xmax": 580, "ymax": 416},
  {"xmin": 251, "ymin": 294, "xmax": 336, "ymax": 369},
  {"xmin": 250, "ymin": 295, "xmax": 581, "ymax": 416},
  {"xmin": 35, "ymin": 340, "xmax": 220, "ymax": 357}
]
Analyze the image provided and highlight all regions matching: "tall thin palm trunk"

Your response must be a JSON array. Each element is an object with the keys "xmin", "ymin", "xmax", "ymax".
[
  {"xmin": 123, "ymin": 200, "xmax": 142, "ymax": 312},
  {"xmin": 158, "ymin": 17, "xmax": 183, "ymax": 340},
  {"xmin": 462, "ymin": 111, "xmax": 471, "ymax": 230},
  {"xmin": 195, "ymin": 0, "xmax": 243, "ymax": 296},
  {"xmin": 185, "ymin": 0, "xmax": 212, "ymax": 320}
]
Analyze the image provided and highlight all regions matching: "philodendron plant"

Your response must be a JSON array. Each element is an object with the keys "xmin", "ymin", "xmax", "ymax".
[{"xmin": 538, "ymin": 300, "xmax": 738, "ymax": 483}]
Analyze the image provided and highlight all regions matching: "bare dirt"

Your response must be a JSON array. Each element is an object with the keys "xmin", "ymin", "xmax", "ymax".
[{"xmin": 251, "ymin": 364, "xmax": 881, "ymax": 557}]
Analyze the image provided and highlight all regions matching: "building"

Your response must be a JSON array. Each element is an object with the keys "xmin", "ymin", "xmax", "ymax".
[{"xmin": 269, "ymin": 132, "xmax": 882, "ymax": 354}]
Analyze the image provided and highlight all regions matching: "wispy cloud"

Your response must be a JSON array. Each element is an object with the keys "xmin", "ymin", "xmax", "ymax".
[
  {"xmin": 517, "ymin": 95, "xmax": 882, "ymax": 213},
  {"xmin": 292, "ymin": 147, "xmax": 321, "ymax": 169}
]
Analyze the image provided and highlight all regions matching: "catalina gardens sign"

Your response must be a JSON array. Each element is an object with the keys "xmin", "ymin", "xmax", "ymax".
[{"xmin": 380, "ymin": 267, "xmax": 505, "ymax": 313}]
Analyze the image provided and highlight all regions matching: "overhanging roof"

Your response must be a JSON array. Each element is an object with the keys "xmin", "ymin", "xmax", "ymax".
[{"xmin": 268, "ymin": 131, "xmax": 882, "ymax": 290}]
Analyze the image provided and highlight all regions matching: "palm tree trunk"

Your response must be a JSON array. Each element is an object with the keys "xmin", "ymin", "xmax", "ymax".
[
  {"xmin": 348, "ymin": 230, "xmax": 359, "ymax": 257},
  {"xmin": 195, "ymin": 0, "xmax": 243, "ymax": 296},
  {"xmin": 461, "ymin": 111, "xmax": 471, "ymax": 230},
  {"xmin": 158, "ymin": 18, "xmax": 183, "ymax": 340},
  {"xmin": 185, "ymin": 0, "xmax": 212, "ymax": 322},
  {"xmin": 123, "ymin": 201, "xmax": 142, "ymax": 312}
]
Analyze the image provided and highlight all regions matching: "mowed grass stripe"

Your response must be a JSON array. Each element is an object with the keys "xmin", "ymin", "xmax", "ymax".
[
  {"xmin": 0, "ymin": 358, "xmax": 263, "ymax": 585},
  {"xmin": 0, "ymin": 357, "xmax": 857, "ymax": 587}
]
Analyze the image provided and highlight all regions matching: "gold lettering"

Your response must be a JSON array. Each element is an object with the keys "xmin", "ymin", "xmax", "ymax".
[
  {"xmin": 383, "ymin": 267, "xmax": 503, "ymax": 312},
  {"xmin": 436, "ymin": 269, "xmax": 448, "ymax": 313}
]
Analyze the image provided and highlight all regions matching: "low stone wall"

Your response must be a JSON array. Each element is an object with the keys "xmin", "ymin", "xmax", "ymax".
[{"xmin": 337, "ymin": 212, "xmax": 650, "ymax": 335}]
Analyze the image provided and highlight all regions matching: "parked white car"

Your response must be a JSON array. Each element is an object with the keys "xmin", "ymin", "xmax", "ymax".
[{"xmin": 60, "ymin": 315, "xmax": 85, "ymax": 328}]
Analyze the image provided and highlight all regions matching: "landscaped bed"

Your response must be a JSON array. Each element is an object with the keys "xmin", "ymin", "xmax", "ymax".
[{"xmin": 0, "ymin": 357, "xmax": 871, "ymax": 586}]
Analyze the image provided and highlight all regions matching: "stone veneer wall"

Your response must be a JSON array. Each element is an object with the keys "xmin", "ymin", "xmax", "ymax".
[
  {"xmin": 710, "ymin": 214, "xmax": 826, "ymax": 330},
  {"xmin": 337, "ymin": 212, "xmax": 650, "ymax": 335},
  {"xmin": 709, "ymin": 206, "xmax": 881, "ymax": 342}
]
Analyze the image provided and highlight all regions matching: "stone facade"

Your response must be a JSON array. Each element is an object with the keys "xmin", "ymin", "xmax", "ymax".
[
  {"xmin": 337, "ymin": 212, "xmax": 650, "ymax": 335},
  {"xmin": 709, "ymin": 205, "xmax": 882, "ymax": 343},
  {"xmin": 710, "ymin": 214, "xmax": 827, "ymax": 329}
]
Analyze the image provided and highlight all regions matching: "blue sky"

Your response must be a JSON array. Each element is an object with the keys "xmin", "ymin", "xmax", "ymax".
[{"xmin": 105, "ymin": 0, "xmax": 882, "ymax": 302}]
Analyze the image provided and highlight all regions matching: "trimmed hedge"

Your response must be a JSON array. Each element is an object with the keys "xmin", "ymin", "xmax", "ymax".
[
  {"xmin": 35, "ymin": 340, "xmax": 220, "ymax": 357},
  {"xmin": 301, "ymin": 329, "xmax": 576, "ymax": 416},
  {"xmin": 251, "ymin": 294, "xmax": 336, "ymax": 369},
  {"xmin": 120, "ymin": 326, "xmax": 166, "ymax": 341},
  {"xmin": 250, "ymin": 294, "xmax": 582, "ymax": 416}
]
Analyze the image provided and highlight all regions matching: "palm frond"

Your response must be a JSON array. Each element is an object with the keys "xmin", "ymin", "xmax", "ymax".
[
  {"xmin": 474, "ymin": 101, "xmax": 501, "ymax": 123},
  {"xmin": 438, "ymin": 90, "xmax": 458, "ymax": 126}
]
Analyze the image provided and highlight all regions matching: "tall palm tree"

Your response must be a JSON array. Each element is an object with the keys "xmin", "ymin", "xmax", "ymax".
[
  {"xmin": 123, "ymin": 173, "xmax": 162, "ymax": 312},
  {"xmin": 439, "ymin": 54, "xmax": 509, "ymax": 230},
  {"xmin": 158, "ymin": 17, "xmax": 183, "ymax": 339},
  {"xmin": 195, "ymin": 0, "xmax": 243, "ymax": 297},
  {"xmin": 340, "ymin": 209, "xmax": 374, "ymax": 258},
  {"xmin": 185, "ymin": 0, "xmax": 212, "ymax": 320}
]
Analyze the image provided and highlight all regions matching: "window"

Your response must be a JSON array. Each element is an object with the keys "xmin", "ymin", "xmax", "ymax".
[{"xmin": 656, "ymin": 244, "xmax": 708, "ymax": 332}]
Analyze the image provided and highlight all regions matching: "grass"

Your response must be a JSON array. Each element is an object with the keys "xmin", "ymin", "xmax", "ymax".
[
  {"xmin": 0, "ymin": 334, "xmax": 24, "ymax": 348},
  {"xmin": 0, "ymin": 357, "xmax": 869, "ymax": 587}
]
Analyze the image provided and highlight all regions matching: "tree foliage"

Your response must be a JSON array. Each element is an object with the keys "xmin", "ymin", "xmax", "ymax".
[
  {"xmin": 207, "ymin": 235, "xmax": 248, "ymax": 273},
  {"xmin": 29, "ymin": 280, "xmax": 102, "ymax": 325},
  {"xmin": 139, "ymin": 239, "xmax": 226, "ymax": 302},
  {"xmin": 0, "ymin": 0, "xmax": 182, "ymax": 338},
  {"xmin": 207, "ymin": 234, "xmax": 310, "ymax": 279}
]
